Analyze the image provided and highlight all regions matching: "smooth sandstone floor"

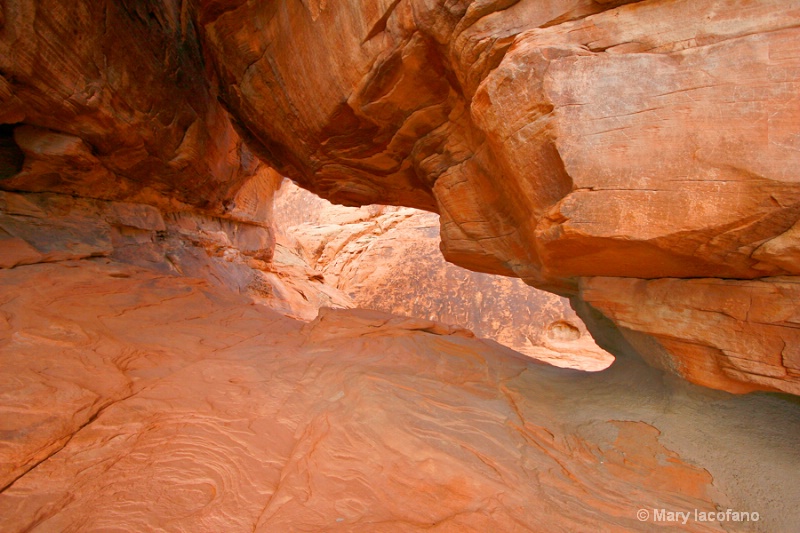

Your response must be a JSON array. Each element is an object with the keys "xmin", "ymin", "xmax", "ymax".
[{"xmin": 0, "ymin": 259, "xmax": 798, "ymax": 532}]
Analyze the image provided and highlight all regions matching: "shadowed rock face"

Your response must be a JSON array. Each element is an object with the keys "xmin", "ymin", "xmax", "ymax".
[
  {"xmin": 0, "ymin": 0, "xmax": 264, "ymax": 213},
  {"xmin": 0, "ymin": 259, "xmax": 798, "ymax": 531},
  {"xmin": 194, "ymin": 0, "xmax": 800, "ymax": 395}
]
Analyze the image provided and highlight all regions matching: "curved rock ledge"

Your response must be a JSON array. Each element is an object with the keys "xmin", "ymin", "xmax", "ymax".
[{"xmin": 194, "ymin": 0, "xmax": 800, "ymax": 394}]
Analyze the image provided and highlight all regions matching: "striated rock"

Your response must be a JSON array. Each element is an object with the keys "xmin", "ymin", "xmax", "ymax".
[
  {"xmin": 0, "ymin": 187, "xmax": 350, "ymax": 320},
  {"xmin": 0, "ymin": 191, "xmax": 113, "ymax": 266},
  {"xmin": 0, "ymin": 259, "xmax": 798, "ymax": 531},
  {"xmin": 0, "ymin": 0, "xmax": 262, "ymax": 213},
  {"xmin": 2, "ymin": 0, "xmax": 798, "ymax": 393},
  {"xmin": 196, "ymin": 0, "xmax": 800, "ymax": 394},
  {"xmin": 476, "ymin": 3, "xmax": 800, "ymax": 284},
  {"xmin": 1, "ymin": 2, "xmax": 799, "ymax": 530},
  {"xmin": 0, "ymin": 189, "xmax": 252, "ymax": 272},
  {"xmin": 275, "ymin": 179, "xmax": 613, "ymax": 370},
  {"xmin": 249, "ymin": 240, "xmax": 354, "ymax": 321},
  {"xmin": 197, "ymin": 0, "xmax": 800, "ymax": 281},
  {"xmin": 582, "ymin": 276, "xmax": 800, "ymax": 395}
]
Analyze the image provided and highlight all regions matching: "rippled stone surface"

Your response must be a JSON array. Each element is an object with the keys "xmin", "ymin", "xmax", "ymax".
[{"xmin": 1, "ymin": 260, "xmax": 798, "ymax": 531}]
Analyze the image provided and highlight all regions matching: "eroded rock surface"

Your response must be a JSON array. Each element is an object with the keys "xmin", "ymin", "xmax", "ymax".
[
  {"xmin": 1, "ymin": 259, "xmax": 798, "ymax": 532},
  {"xmin": 582, "ymin": 276, "xmax": 800, "ymax": 394},
  {"xmin": 195, "ymin": 0, "xmax": 800, "ymax": 394},
  {"xmin": 275, "ymin": 179, "xmax": 613, "ymax": 370},
  {"xmin": 0, "ymin": 182, "xmax": 354, "ymax": 323},
  {"xmin": 0, "ymin": 0, "xmax": 264, "ymax": 213},
  {"xmin": 1, "ymin": 2, "xmax": 799, "ymax": 530},
  {"xmin": 2, "ymin": 0, "xmax": 799, "ymax": 394}
]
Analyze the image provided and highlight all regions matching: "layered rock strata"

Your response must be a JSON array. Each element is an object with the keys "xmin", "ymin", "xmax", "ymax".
[
  {"xmin": 0, "ymin": 0, "xmax": 267, "ymax": 212},
  {"xmin": 0, "ymin": 258, "xmax": 798, "ymax": 531},
  {"xmin": 0, "ymin": 2, "xmax": 799, "ymax": 530},
  {"xmin": 195, "ymin": 0, "xmax": 800, "ymax": 394},
  {"xmin": 0, "ymin": 182, "xmax": 351, "ymax": 320}
]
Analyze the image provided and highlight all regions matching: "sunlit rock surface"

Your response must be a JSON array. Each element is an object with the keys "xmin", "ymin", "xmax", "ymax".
[
  {"xmin": 274, "ymin": 179, "xmax": 613, "ymax": 371},
  {"xmin": 1, "ymin": 259, "xmax": 798, "ymax": 531}
]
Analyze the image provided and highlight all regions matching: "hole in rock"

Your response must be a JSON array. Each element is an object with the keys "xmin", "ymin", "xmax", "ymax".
[
  {"xmin": 547, "ymin": 320, "xmax": 581, "ymax": 341},
  {"xmin": 0, "ymin": 123, "xmax": 24, "ymax": 180},
  {"xmin": 265, "ymin": 178, "xmax": 614, "ymax": 372}
]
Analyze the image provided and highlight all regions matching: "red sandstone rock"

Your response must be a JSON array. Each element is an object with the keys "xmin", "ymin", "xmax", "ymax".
[
  {"xmin": 0, "ymin": 259, "xmax": 797, "ymax": 531},
  {"xmin": 0, "ymin": 0, "xmax": 262, "ymax": 213},
  {"xmin": 1, "ymin": 0, "xmax": 798, "ymax": 392},
  {"xmin": 581, "ymin": 276, "xmax": 800, "ymax": 395},
  {"xmin": 275, "ymin": 179, "xmax": 613, "ymax": 371},
  {"xmin": 194, "ymin": 0, "xmax": 800, "ymax": 394},
  {"xmin": 1, "ymin": 3, "xmax": 799, "ymax": 530},
  {"xmin": 0, "ymin": 186, "xmax": 351, "ymax": 321}
]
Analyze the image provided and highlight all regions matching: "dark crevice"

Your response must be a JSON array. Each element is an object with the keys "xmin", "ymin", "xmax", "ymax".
[
  {"xmin": 0, "ymin": 123, "xmax": 24, "ymax": 180},
  {"xmin": 363, "ymin": 0, "xmax": 403, "ymax": 43}
]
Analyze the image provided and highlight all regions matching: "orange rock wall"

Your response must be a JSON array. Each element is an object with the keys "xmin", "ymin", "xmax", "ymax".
[
  {"xmin": 2, "ymin": 0, "xmax": 799, "ymax": 393},
  {"xmin": 274, "ymin": 179, "xmax": 613, "ymax": 370},
  {"xmin": 195, "ymin": 0, "xmax": 800, "ymax": 394}
]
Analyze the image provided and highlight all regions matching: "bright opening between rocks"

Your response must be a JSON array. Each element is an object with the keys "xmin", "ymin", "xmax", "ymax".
[{"xmin": 263, "ymin": 179, "xmax": 614, "ymax": 372}]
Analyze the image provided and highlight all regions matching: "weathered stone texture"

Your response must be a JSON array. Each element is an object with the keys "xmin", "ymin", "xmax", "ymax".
[
  {"xmin": 1, "ymin": 259, "xmax": 798, "ymax": 531},
  {"xmin": 0, "ymin": 0, "xmax": 262, "ymax": 212},
  {"xmin": 275, "ymin": 179, "xmax": 613, "ymax": 370},
  {"xmin": 195, "ymin": 0, "xmax": 800, "ymax": 394}
]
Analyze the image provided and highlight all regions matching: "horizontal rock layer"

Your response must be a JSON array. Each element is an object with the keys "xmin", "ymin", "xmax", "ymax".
[{"xmin": 0, "ymin": 183, "xmax": 355, "ymax": 320}]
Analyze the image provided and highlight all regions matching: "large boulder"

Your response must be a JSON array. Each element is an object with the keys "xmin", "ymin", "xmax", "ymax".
[{"xmin": 196, "ymin": 0, "xmax": 800, "ymax": 394}]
